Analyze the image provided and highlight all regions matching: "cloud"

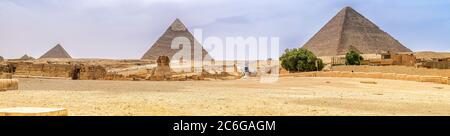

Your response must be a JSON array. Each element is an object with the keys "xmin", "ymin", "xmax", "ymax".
[{"xmin": 0, "ymin": 0, "xmax": 449, "ymax": 59}]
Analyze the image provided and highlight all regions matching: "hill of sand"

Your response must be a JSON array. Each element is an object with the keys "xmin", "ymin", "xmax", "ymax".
[
  {"xmin": 1, "ymin": 77, "xmax": 449, "ymax": 116},
  {"xmin": 414, "ymin": 51, "xmax": 450, "ymax": 59}
]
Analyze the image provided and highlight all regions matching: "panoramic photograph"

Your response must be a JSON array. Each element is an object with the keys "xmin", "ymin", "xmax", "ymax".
[{"xmin": 1, "ymin": 0, "xmax": 449, "ymax": 118}]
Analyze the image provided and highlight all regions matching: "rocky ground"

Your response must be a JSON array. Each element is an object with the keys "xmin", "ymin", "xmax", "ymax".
[{"xmin": 1, "ymin": 77, "xmax": 450, "ymax": 116}]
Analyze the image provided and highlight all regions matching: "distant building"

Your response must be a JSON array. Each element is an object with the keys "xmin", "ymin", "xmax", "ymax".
[
  {"xmin": 420, "ymin": 57, "xmax": 450, "ymax": 69},
  {"xmin": 378, "ymin": 52, "xmax": 416, "ymax": 66}
]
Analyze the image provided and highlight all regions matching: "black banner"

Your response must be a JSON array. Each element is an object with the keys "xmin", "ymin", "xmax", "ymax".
[{"xmin": 0, "ymin": 116, "xmax": 449, "ymax": 135}]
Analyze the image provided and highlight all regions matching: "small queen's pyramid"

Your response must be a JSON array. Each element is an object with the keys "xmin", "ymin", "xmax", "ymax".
[
  {"xmin": 20, "ymin": 54, "xmax": 35, "ymax": 60},
  {"xmin": 39, "ymin": 44, "xmax": 72, "ymax": 59}
]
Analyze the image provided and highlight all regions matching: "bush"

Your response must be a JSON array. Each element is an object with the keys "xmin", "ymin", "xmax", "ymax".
[
  {"xmin": 280, "ymin": 48, "xmax": 324, "ymax": 72},
  {"xmin": 345, "ymin": 51, "xmax": 364, "ymax": 65}
]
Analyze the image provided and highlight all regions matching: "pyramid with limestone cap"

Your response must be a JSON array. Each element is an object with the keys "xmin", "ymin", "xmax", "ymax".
[{"xmin": 141, "ymin": 19, "xmax": 212, "ymax": 61}]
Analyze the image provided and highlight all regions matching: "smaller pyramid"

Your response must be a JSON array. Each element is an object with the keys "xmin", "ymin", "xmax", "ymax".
[
  {"xmin": 40, "ymin": 44, "xmax": 72, "ymax": 59},
  {"xmin": 20, "ymin": 54, "xmax": 35, "ymax": 60}
]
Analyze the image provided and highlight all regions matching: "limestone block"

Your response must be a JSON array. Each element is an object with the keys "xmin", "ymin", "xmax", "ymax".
[
  {"xmin": 441, "ymin": 77, "xmax": 449, "ymax": 85},
  {"xmin": 297, "ymin": 72, "xmax": 315, "ymax": 77},
  {"xmin": 0, "ymin": 73, "xmax": 12, "ymax": 79},
  {"xmin": 0, "ymin": 81, "xmax": 5, "ymax": 91},
  {"xmin": 406, "ymin": 75, "xmax": 421, "ymax": 82},
  {"xmin": 330, "ymin": 71, "xmax": 340, "ymax": 77},
  {"xmin": 366, "ymin": 72, "xmax": 383, "ymax": 79},
  {"xmin": 5, "ymin": 79, "xmax": 11, "ymax": 89},
  {"xmin": 419, "ymin": 76, "xmax": 443, "ymax": 83},
  {"xmin": 308, "ymin": 72, "xmax": 317, "ymax": 77},
  {"xmin": 382, "ymin": 73, "xmax": 397, "ymax": 80},
  {"xmin": 395, "ymin": 74, "xmax": 408, "ymax": 80},
  {"xmin": 8, "ymin": 79, "xmax": 18, "ymax": 90},
  {"xmin": 338, "ymin": 72, "xmax": 353, "ymax": 78},
  {"xmin": 351, "ymin": 72, "xmax": 369, "ymax": 78},
  {"xmin": 0, "ymin": 107, "xmax": 68, "ymax": 116},
  {"xmin": 315, "ymin": 72, "xmax": 325, "ymax": 77},
  {"xmin": 316, "ymin": 72, "xmax": 334, "ymax": 77},
  {"xmin": 0, "ymin": 79, "xmax": 19, "ymax": 91}
]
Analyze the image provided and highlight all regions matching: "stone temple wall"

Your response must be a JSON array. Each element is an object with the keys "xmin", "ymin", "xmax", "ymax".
[
  {"xmin": 3, "ymin": 62, "xmax": 108, "ymax": 80},
  {"xmin": 78, "ymin": 65, "xmax": 107, "ymax": 80},
  {"xmin": 11, "ymin": 62, "xmax": 72, "ymax": 78},
  {"xmin": 0, "ymin": 79, "xmax": 18, "ymax": 91}
]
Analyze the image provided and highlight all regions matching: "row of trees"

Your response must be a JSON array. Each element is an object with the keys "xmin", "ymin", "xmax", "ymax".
[{"xmin": 280, "ymin": 49, "xmax": 363, "ymax": 72}]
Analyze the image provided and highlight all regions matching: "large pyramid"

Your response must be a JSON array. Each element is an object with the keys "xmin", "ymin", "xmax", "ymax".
[
  {"xmin": 40, "ymin": 44, "xmax": 72, "ymax": 59},
  {"xmin": 301, "ymin": 7, "xmax": 412, "ymax": 56},
  {"xmin": 141, "ymin": 19, "xmax": 212, "ymax": 60}
]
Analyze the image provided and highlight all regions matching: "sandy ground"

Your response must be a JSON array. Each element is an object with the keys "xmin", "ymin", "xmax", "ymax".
[
  {"xmin": 333, "ymin": 65, "xmax": 450, "ymax": 77},
  {"xmin": 1, "ymin": 77, "xmax": 450, "ymax": 116}
]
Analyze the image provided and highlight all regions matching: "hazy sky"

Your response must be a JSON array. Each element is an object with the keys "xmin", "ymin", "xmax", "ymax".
[{"xmin": 1, "ymin": 0, "xmax": 449, "ymax": 59}]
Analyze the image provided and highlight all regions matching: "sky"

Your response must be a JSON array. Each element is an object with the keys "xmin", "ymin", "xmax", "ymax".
[{"xmin": 0, "ymin": 0, "xmax": 449, "ymax": 59}]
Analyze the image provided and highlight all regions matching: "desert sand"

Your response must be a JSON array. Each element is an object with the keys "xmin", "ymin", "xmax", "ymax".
[
  {"xmin": 333, "ymin": 65, "xmax": 450, "ymax": 77},
  {"xmin": 1, "ymin": 77, "xmax": 449, "ymax": 116}
]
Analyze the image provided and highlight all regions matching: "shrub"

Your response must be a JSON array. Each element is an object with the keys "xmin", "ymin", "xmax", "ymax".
[
  {"xmin": 280, "ymin": 48, "xmax": 324, "ymax": 72},
  {"xmin": 345, "ymin": 51, "xmax": 364, "ymax": 65}
]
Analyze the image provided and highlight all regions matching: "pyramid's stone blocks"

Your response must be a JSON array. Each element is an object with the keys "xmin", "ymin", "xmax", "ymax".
[
  {"xmin": 141, "ymin": 19, "xmax": 212, "ymax": 60},
  {"xmin": 0, "ymin": 107, "xmax": 68, "ymax": 116},
  {"xmin": 301, "ymin": 7, "xmax": 412, "ymax": 56},
  {"xmin": 382, "ymin": 73, "xmax": 397, "ymax": 80},
  {"xmin": 39, "ymin": 44, "xmax": 72, "ymax": 59},
  {"xmin": 405, "ymin": 75, "xmax": 421, "ymax": 82},
  {"xmin": 419, "ymin": 76, "xmax": 443, "ymax": 83},
  {"xmin": 0, "ymin": 79, "xmax": 18, "ymax": 91}
]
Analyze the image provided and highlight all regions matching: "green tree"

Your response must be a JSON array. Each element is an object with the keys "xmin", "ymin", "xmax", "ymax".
[
  {"xmin": 280, "ymin": 48, "xmax": 324, "ymax": 72},
  {"xmin": 345, "ymin": 51, "xmax": 364, "ymax": 65}
]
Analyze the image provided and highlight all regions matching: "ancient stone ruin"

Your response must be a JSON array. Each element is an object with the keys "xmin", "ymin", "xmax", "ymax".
[
  {"xmin": 0, "ymin": 79, "xmax": 18, "ymax": 91},
  {"xmin": 1, "ymin": 61, "xmax": 107, "ymax": 80},
  {"xmin": 71, "ymin": 65, "xmax": 108, "ymax": 80},
  {"xmin": 301, "ymin": 7, "xmax": 412, "ymax": 56},
  {"xmin": 0, "ymin": 72, "xmax": 12, "ymax": 79},
  {"xmin": 146, "ymin": 56, "xmax": 172, "ymax": 81}
]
